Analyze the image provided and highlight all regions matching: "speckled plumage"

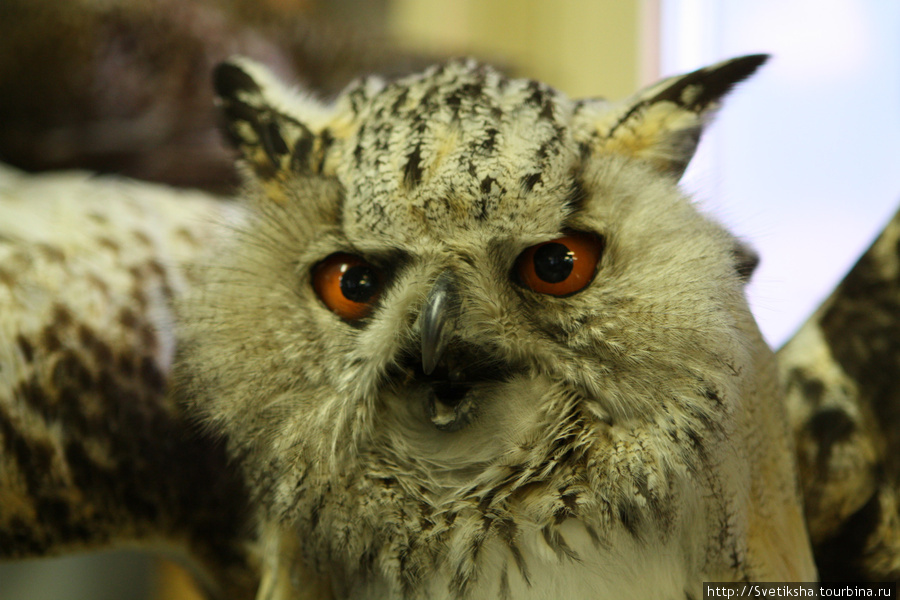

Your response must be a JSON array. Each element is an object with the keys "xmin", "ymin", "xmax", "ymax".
[
  {"xmin": 0, "ymin": 165, "xmax": 257, "ymax": 598},
  {"xmin": 173, "ymin": 56, "xmax": 816, "ymax": 599},
  {"xmin": 779, "ymin": 209, "xmax": 900, "ymax": 582}
]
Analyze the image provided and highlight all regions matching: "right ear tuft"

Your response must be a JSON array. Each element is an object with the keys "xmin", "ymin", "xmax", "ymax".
[
  {"xmin": 213, "ymin": 61, "xmax": 263, "ymax": 102},
  {"xmin": 212, "ymin": 58, "xmax": 327, "ymax": 184}
]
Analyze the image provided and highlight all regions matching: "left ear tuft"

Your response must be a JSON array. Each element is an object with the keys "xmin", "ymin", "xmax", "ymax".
[{"xmin": 582, "ymin": 54, "xmax": 769, "ymax": 179}]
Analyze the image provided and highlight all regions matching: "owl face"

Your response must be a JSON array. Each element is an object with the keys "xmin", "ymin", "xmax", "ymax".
[{"xmin": 175, "ymin": 55, "xmax": 815, "ymax": 598}]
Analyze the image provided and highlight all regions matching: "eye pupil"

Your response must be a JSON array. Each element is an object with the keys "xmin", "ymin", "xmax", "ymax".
[
  {"xmin": 514, "ymin": 232, "xmax": 603, "ymax": 296},
  {"xmin": 313, "ymin": 253, "xmax": 381, "ymax": 321},
  {"xmin": 533, "ymin": 242, "xmax": 574, "ymax": 283},
  {"xmin": 340, "ymin": 265, "xmax": 378, "ymax": 303}
]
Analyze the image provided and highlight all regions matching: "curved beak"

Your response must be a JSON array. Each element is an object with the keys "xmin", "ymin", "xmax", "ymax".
[{"xmin": 417, "ymin": 271, "xmax": 459, "ymax": 375}]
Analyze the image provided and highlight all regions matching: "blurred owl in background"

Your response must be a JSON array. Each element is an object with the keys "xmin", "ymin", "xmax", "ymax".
[{"xmin": 172, "ymin": 54, "xmax": 817, "ymax": 599}]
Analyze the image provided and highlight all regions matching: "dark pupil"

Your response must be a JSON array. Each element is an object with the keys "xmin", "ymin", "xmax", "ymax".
[
  {"xmin": 340, "ymin": 265, "xmax": 378, "ymax": 303},
  {"xmin": 533, "ymin": 242, "xmax": 574, "ymax": 283}
]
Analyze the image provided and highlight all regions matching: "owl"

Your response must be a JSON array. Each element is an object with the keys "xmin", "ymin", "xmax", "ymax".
[{"xmin": 173, "ymin": 55, "xmax": 817, "ymax": 599}]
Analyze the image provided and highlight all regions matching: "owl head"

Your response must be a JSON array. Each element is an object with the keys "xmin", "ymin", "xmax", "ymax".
[{"xmin": 174, "ymin": 55, "xmax": 808, "ymax": 596}]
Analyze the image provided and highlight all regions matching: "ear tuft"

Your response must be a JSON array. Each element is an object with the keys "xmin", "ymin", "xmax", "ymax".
[
  {"xmin": 213, "ymin": 61, "xmax": 263, "ymax": 102},
  {"xmin": 582, "ymin": 54, "xmax": 769, "ymax": 179},
  {"xmin": 212, "ymin": 57, "xmax": 330, "ymax": 185},
  {"xmin": 645, "ymin": 54, "xmax": 769, "ymax": 117}
]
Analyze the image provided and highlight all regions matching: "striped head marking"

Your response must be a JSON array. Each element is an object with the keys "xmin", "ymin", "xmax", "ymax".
[{"xmin": 214, "ymin": 55, "xmax": 767, "ymax": 241}]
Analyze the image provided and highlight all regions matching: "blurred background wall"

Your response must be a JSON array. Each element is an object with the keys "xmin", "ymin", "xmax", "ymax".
[
  {"xmin": 660, "ymin": 0, "xmax": 900, "ymax": 352},
  {"xmin": 1, "ymin": 1, "xmax": 899, "ymax": 599}
]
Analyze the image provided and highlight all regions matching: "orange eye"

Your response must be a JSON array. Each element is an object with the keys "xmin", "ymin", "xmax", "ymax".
[
  {"xmin": 515, "ymin": 232, "xmax": 603, "ymax": 296},
  {"xmin": 313, "ymin": 253, "xmax": 381, "ymax": 321}
]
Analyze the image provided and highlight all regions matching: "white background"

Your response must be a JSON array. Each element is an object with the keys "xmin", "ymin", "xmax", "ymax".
[{"xmin": 661, "ymin": 0, "xmax": 900, "ymax": 347}]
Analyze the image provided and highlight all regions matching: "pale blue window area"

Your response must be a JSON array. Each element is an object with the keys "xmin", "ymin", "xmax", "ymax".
[{"xmin": 661, "ymin": 0, "xmax": 900, "ymax": 348}]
